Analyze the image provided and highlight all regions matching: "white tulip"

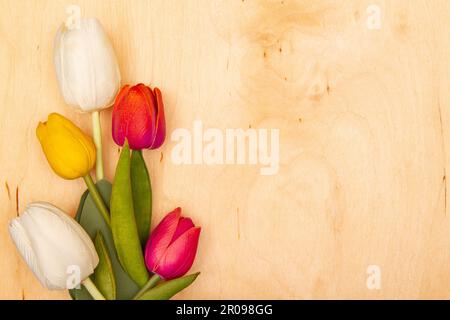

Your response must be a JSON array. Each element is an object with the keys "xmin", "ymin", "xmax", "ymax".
[
  {"xmin": 9, "ymin": 202, "xmax": 99, "ymax": 291},
  {"xmin": 54, "ymin": 18, "xmax": 121, "ymax": 112}
]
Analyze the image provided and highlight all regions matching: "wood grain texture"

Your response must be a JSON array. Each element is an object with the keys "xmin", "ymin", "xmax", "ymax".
[{"xmin": 1, "ymin": 0, "xmax": 450, "ymax": 299}]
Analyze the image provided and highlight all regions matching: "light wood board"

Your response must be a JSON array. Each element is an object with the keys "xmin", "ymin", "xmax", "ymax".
[{"xmin": 1, "ymin": 0, "xmax": 450, "ymax": 299}]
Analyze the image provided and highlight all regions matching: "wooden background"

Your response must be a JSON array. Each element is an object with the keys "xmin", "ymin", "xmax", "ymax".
[{"xmin": 1, "ymin": 0, "xmax": 450, "ymax": 299}]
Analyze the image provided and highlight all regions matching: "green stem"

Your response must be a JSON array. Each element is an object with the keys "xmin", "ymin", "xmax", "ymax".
[
  {"xmin": 82, "ymin": 277, "xmax": 106, "ymax": 300},
  {"xmin": 132, "ymin": 274, "xmax": 161, "ymax": 300},
  {"xmin": 92, "ymin": 111, "xmax": 104, "ymax": 181},
  {"xmin": 83, "ymin": 174, "xmax": 110, "ymax": 226}
]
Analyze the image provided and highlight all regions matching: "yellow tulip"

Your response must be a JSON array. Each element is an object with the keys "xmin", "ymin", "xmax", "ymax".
[{"xmin": 36, "ymin": 113, "xmax": 96, "ymax": 180}]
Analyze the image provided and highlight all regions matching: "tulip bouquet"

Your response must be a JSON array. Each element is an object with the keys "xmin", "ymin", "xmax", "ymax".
[{"xmin": 8, "ymin": 16, "xmax": 201, "ymax": 300}]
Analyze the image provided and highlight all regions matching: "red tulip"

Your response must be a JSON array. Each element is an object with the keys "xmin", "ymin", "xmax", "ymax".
[
  {"xmin": 145, "ymin": 207, "xmax": 201, "ymax": 280},
  {"xmin": 112, "ymin": 84, "xmax": 165, "ymax": 150}
]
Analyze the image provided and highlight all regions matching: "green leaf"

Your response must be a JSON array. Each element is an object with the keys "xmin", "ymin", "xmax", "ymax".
[
  {"xmin": 93, "ymin": 231, "xmax": 116, "ymax": 300},
  {"xmin": 111, "ymin": 143, "xmax": 150, "ymax": 287},
  {"xmin": 137, "ymin": 273, "xmax": 200, "ymax": 300},
  {"xmin": 131, "ymin": 149, "xmax": 152, "ymax": 246},
  {"xmin": 75, "ymin": 188, "xmax": 89, "ymax": 221},
  {"xmin": 70, "ymin": 180, "xmax": 140, "ymax": 300}
]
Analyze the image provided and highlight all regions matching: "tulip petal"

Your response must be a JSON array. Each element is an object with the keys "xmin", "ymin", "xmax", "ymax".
[
  {"xmin": 139, "ymin": 84, "xmax": 158, "ymax": 115},
  {"xmin": 112, "ymin": 85, "xmax": 131, "ymax": 147},
  {"xmin": 49, "ymin": 114, "xmax": 96, "ymax": 173},
  {"xmin": 127, "ymin": 84, "xmax": 157, "ymax": 149},
  {"xmin": 31, "ymin": 202, "xmax": 99, "ymax": 267},
  {"xmin": 36, "ymin": 122, "xmax": 49, "ymax": 148},
  {"xmin": 171, "ymin": 217, "xmax": 195, "ymax": 244},
  {"xmin": 9, "ymin": 219, "xmax": 50, "ymax": 288},
  {"xmin": 150, "ymin": 87, "xmax": 166, "ymax": 149},
  {"xmin": 111, "ymin": 84, "xmax": 166, "ymax": 150},
  {"xmin": 53, "ymin": 19, "xmax": 121, "ymax": 111},
  {"xmin": 140, "ymin": 84, "xmax": 158, "ymax": 146},
  {"xmin": 54, "ymin": 26, "xmax": 77, "ymax": 108},
  {"xmin": 37, "ymin": 119, "xmax": 82, "ymax": 180},
  {"xmin": 118, "ymin": 85, "xmax": 155, "ymax": 150},
  {"xmin": 37, "ymin": 113, "xmax": 96, "ymax": 180},
  {"xmin": 23, "ymin": 204, "xmax": 98, "ymax": 289},
  {"xmin": 9, "ymin": 203, "xmax": 99, "ymax": 290},
  {"xmin": 156, "ymin": 227, "xmax": 201, "ymax": 279},
  {"xmin": 145, "ymin": 208, "xmax": 181, "ymax": 272},
  {"xmin": 114, "ymin": 85, "xmax": 132, "ymax": 107}
]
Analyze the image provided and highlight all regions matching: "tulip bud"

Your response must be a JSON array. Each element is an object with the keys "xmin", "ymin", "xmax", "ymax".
[
  {"xmin": 112, "ymin": 84, "xmax": 166, "ymax": 150},
  {"xmin": 9, "ymin": 202, "xmax": 99, "ymax": 290},
  {"xmin": 36, "ymin": 113, "xmax": 96, "ymax": 180},
  {"xmin": 54, "ymin": 18, "xmax": 121, "ymax": 112},
  {"xmin": 144, "ymin": 208, "xmax": 200, "ymax": 280}
]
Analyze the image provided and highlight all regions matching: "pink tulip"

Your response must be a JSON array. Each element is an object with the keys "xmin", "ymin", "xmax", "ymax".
[
  {"xmin": 145, "ymin": 207, "xmax": 201, "ymax": 279},
  {"xmin": 112, "ymin": 84, "xmax": 166, "ymax": 150}
]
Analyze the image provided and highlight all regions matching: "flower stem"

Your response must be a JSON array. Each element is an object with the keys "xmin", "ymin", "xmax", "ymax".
[
  {"xmin": 83, "ymin": 174, "xmax": 110, "ymax": 226},
  {"xmin": 92, "ymin": 111, "xmax": 104, "ymax": 181},
  {"xmin": 132, "ymin": 274, "xmax": 161, "ymax": 300},
  {"xmin": 82, "ymin": 277, "xmax": 106, "ymax": 300}
]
